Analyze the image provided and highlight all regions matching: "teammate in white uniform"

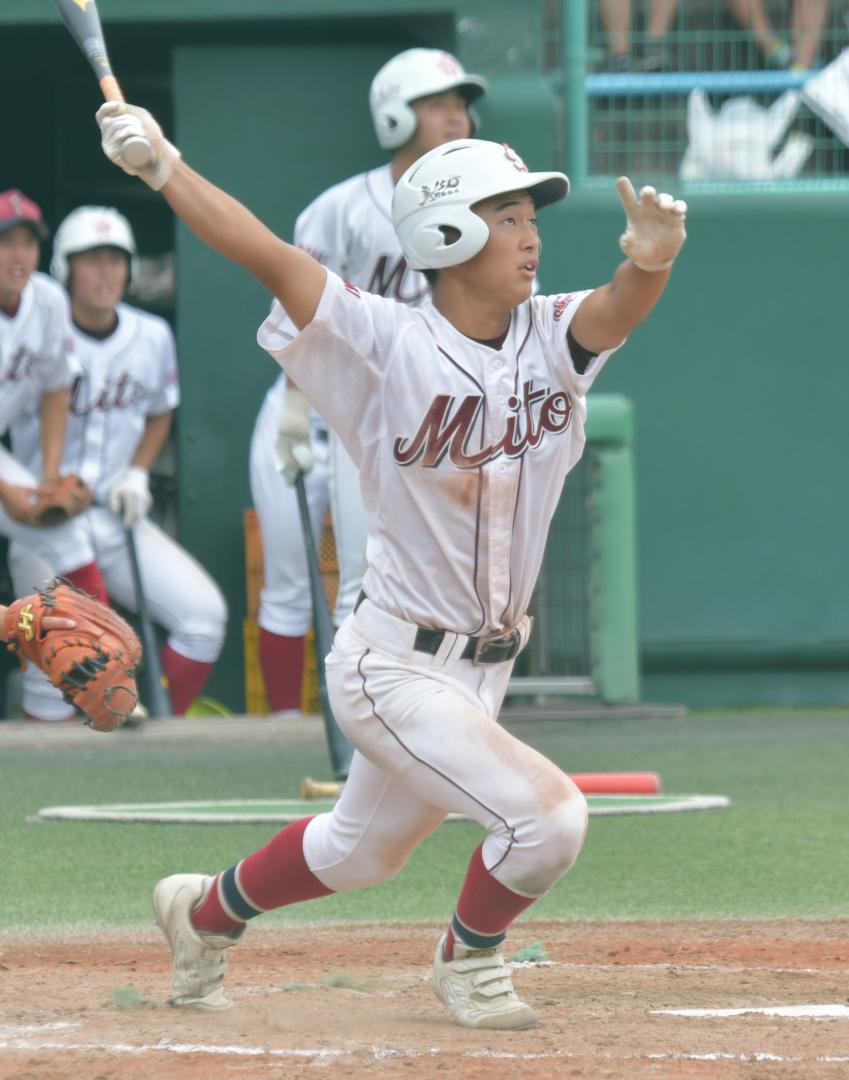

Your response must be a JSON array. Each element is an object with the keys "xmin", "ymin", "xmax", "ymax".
[
  {"xmin": 250, "ymin": 49, "xmax": 485, "ymax": 715},
  {"xmin": 9, "ymin": 207, "xmax": 227, "ymax": 719},
  {"xmin": 0, "ymin": 189, "xmax": 112, "ymax": 674},
  {"xmin": 98, "ymin": 100, "xmax": 687, "ymax": 1028}
]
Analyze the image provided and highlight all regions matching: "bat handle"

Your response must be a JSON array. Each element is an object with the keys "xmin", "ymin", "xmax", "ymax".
[
  {"xmin": 98, "ymin": 74, "xmax": 153, "ymax": 170},
  {"xmin": 300, "ymin": 777, "xmax": 343, "ymax": 799}
]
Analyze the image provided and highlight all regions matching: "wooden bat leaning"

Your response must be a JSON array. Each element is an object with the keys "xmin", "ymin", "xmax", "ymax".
[
  {"xmin": 53, "ymin": 0, "xmax": 151, "ymax": 168},
  {"xmin": 124, "ymin": 525, "xmax": 172, "ymax": 718},
  {"xmin": 294, "ymin": 472, "xmax": 354, "ymax": 781}
]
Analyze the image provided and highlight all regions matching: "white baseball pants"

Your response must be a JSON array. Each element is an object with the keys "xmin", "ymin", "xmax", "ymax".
[{"xmin": 304, "ymin": 598, "xmax": 588, "ymax": 899}]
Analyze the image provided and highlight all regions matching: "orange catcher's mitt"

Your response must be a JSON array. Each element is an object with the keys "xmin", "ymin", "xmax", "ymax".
[
  {"xmin": 3, "ymin": 580, "xmax": 142, "ymax": 732},
  {"xmin": 27, "ymin": 474, "xmax": 92, "ymax": 526}
]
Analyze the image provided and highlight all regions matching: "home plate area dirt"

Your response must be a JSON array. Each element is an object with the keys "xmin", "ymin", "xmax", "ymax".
[{"xmin": 1, "ymin": 920, "xmax": 847, "ymax": 1079}]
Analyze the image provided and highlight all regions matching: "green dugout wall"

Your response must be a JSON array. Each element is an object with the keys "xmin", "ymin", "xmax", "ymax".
[{"xmin": 1, "ymin": 1, "xmax": 847, "ymax": 708}]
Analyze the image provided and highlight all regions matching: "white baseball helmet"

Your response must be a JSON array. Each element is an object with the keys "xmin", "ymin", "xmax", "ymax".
[
  {"xmin": 370, "ymin": 48, "xmax": 488, "ymax": 150},
  {"xmin": 392, "ymin": 139, "xmax": 570, "ymax": 270},
  {"xmin": 50, "ymin": 205, "xmax": 137, "ymax": 284}
]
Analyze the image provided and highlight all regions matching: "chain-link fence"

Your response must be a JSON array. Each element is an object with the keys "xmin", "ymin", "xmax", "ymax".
[{"xmin": 546, "ymin": 1, "xmax": 849, "ymax": 186}]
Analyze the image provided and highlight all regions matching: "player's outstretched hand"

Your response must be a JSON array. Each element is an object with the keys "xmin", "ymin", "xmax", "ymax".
[
  {"xmin": 616, "ymin": 177, "xmax": 687, "ymax": 272},
  {"xmin": 273, "ymin": 386, "xmax": 315, "ymax": 485},
  {"xmin": 97, "ymin": 102, "xmax": 181, "ymax": 191},
  {"xmin": 108, "ymin": 466, "xmax": 153, "ymax": 529}
]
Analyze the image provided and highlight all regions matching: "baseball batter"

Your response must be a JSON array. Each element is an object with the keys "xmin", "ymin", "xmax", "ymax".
[
  {"xmin": 8, "ymin": 206, "xmax": 227, "ymax": 720},
  {"xmin": 98, "ymin": 101, "xmax": 686, "ymax": 1028},
  {"xmin": 252, "ymin": 48, "xmax": 485, "ymax": 715},
  {"xmin": 0, "ymin": 189, "xmax": 112, "ymax": 671}
]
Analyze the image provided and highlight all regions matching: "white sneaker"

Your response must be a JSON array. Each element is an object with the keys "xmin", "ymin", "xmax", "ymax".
[
  {"xmin": 152, "ymin": 874, "xmax": 243, "ymax": 1009},
  {"xmin": 432, "ymin": 933, "xmax": 539, "ymax": 1030}
]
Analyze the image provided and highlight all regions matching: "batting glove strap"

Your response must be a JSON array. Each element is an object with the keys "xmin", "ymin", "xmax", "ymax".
[{"xmin": 97, "ymin": 102, "xmax": 181, "ymax": 191}]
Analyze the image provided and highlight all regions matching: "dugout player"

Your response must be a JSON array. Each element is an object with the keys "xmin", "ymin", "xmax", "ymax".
[
  {"xmin": 0, "ymin": 190, "xmax": 112, "ymax": 639},
  {"xmin": 8, "ymin": 206, "xmax": 227, "ymax": 719},
  {"xmin": 251, "ymin": 49, "xmax": 486, "ymax": 716},
  {"xmin": 98, "ymin": 100, "xmax": 686, "ymax": 1028}
]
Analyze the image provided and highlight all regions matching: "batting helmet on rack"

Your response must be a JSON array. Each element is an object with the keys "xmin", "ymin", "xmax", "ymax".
[
  {"xmin": 50, "ymin": 205, "xmax": 138, "ymax": 285},
  {"xmin": 370, "ymin": 48, "xmax": 488, "ymax": 151},
  {"xmin": 392, "ymin": 138, "xmax": 570, "ymax": 270}
]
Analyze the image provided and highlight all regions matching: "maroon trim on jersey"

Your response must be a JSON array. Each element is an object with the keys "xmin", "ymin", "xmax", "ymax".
[
  {"xmin": 436, "ymin": 344, "xmax": 487, "ymax": 635},
  {"xmin": 497, "ymin": 302, "xmax": 533, "ymax": 624},
  {"xmin": 363, "ymin": 169, "xmax": 393, "ymax": 224},
  {"xmin": 356, "ymin": 648, "xmax": 518, "ymax": 868}
]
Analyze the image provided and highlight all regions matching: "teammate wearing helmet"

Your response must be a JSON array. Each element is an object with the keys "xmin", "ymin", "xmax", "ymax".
[
  {"xmin": 8, "ymin": 206, "xmax": 228, "ymax": 720},
  {"xmin": 250, "ymin": 48, "xmax": 486, "ymax": 717},
  {"xmin": 0, "ymin": 189, "xmax": 111, "ymax": 663},
  {"xmin": 98, "ymin": 99, "xmax": 687, "ymax": 1027}
]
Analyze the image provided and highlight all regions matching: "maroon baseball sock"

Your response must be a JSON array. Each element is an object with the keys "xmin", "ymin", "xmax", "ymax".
[
  {"xmin": 443, "ymin": 844, "xmax": 537, "ymax": 960},
  {"xmin": 161, "ymin": 643, "xmax": 214, "ymax": 714},
  {"xmin": 258, "ymin": 628, "xmax": 305, "ymax": 712},
  {"xmin": 63, "ymin": 561, "xmax": 110, "ymax": 606},
  {"xmin": 192, "ymin": 817, "xmax": 333, "ymax": 935}
]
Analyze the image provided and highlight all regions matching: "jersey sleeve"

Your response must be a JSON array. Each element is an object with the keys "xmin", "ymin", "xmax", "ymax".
[
  {"xmin": 147, "ymin": 318, "xmax": 180, "ymax": 414},
  {"xmin": 38, "ymin": 281, "xmax": 72, "ymax": 393},
  {"xmin": 257, "ymin": 271, "xmax": 399, "ymax": 462},
  {"xmin": 534, "ymin": 291, "xmax": 625, "ymax": 397}
]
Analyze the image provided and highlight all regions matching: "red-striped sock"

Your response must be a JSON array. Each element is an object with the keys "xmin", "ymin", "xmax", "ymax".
[
  {"xmin": 161, "ymin": 643, "xmax": 215, "ymax": 714},
  {"xmin": 258, "ymin": 628, "xmax": 305, "ymax": 712},
  {"xmin": 63, "ymin": 561, "xmax": 110, "ymax": 606},
  {"xmin": 442, "ymin": 844, "xmax": 537, "ymax": 960},
  {"xmin": 192, "ymin": 817, "xmax": 333, "ymax": 935}
]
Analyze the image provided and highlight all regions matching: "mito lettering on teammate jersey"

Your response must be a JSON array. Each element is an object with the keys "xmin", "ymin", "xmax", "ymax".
[
  {"xmin": 367, "ymin": 255, "xmax": 428, "ymax": 304},
  {"xmin": 0, "ymin": 345, "xmax": 40, "ymax": 384},
  {"xmin": 393, "ymin": 380, "xmax": 572, "ymax": 469},
  {"xmin": 69, "ymin": 371, "xmax": 148, "ymax": 414}
]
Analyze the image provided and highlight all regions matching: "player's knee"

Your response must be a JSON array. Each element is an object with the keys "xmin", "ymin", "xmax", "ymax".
[
  {"xmin": 170, "ymin": 590, "xmax": 228, "ymax": 661},
  {"xmin": 510, "ymin": 787, "xmax": 589, "ymax": 896}
]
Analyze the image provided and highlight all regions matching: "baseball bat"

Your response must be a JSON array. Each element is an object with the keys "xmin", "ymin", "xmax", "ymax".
[
  {"xmin": 53, "ymin": 0, "xmax": 152, "ymax": 168},
  {"xmin": 301, "ymin": 777, "xmax": 343, "ymax": 799},
  {"xmin": 124, "ymin": 525, "xmax": 172, "ymax": 718},
  {"xmin": 294, "ymin": 472, "xmax": 354, "ymax": 781}
]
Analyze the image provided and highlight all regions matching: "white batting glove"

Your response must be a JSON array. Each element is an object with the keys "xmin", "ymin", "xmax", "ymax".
[
  {"xmin": 273, "ymin": 386, "xmax": 314, "ymax": 485},
  {"xmin": 108, "ymin": 466, "xmax": 152, "ymax": 528},
  {"xmin": 616, "ymin": 177, "xmax": 688, "ymax": 272},
  {"xmin": 96, "ymin": 102, "xmax": 181, "ymax": 192}
]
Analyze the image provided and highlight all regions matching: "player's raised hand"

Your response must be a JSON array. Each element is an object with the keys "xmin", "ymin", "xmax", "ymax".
[
  {"xmin": 273, "ymin": 386, "xmax": 315, "ymax": 485},
  {"xmin": 96, "ymin": 102, "xmax": 181, "ymax": 191},
  {"xmin": 616, "ymin": 177, "xmax": 687, "ymax": 273}
]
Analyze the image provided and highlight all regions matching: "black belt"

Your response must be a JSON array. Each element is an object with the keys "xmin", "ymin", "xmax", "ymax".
[{"xmin": 354, "ymin": 590, "xmax": 522, "ymax": 665}]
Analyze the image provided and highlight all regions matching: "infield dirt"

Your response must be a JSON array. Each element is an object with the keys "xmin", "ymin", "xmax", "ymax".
[{"xmin": 1, "ymin": 919, "xmax": 847, "ymax": 1079}]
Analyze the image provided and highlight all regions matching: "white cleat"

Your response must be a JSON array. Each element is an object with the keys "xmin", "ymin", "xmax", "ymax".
[
  {"xmin": 432, "ymin": 933, "xmax": 539, "ymax": 1030},
  {"xmin": 152, "ymin": 873, "xmax": 243, "ymax": 1010}
]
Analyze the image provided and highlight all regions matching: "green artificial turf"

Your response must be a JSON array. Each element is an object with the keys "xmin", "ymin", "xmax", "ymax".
[{"xmin": 1, "ymin": 708, "xmax": 847, "ymax": 931}]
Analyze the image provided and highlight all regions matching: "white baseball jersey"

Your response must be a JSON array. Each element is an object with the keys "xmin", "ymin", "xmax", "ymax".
[
  {"xmin": 263, "ymin": 162, "xmax": 429, "ymax": 414},
  {"xmin": 0, "ymin": 272, "xmax": 70, "ymax": 436},
  {"xmin": 10, "ymin": 301, "xmax": 179, "ymax": 502},
  {"xmin": 259, "ymin": 272, "xmax": 622, "ymax": 635}
]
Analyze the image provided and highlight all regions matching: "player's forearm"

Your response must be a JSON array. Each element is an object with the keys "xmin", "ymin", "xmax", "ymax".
[
  {"xmin": 572, "ymin": 260, "xmax": 670, "ymax": 353},
  {"xmin": 40, "ymin": 387, "xmax": 69, "ymax": 481},
  {"xmin": 132, "ymin": 412, "xmax": 172, "ymax": 471},
  {"xmin": 161, "ymin": 163, "xmax": 327, "ymax": 329}
]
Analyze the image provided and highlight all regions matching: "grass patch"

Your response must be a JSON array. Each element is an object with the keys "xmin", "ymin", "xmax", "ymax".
[
  {"xmin": 111, "ymin": 985, "xmax": 148, "ymax": 1008},
  {"xmin": 1, "ymin": 708, "xmax": 847, "ymax": 930},
  {"xmin": 321, "ymin": 969, "xmax": 378, "ymax": 992}
]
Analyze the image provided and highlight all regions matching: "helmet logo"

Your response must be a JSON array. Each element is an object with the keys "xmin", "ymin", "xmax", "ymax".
[
  {"xmin": 95, "ymin": 218, "xmax": 113, "ymax": 236},
  {"xmin": 503, "ymin": 144, "xmax": 529, "ymax": 173},
  {"xmin": 420, "ymin": 175, "xmax": 460, "ymax": 205},
  {"xmin": 437, "ymin": 53, "xmax": 462, "ymax": 75}
]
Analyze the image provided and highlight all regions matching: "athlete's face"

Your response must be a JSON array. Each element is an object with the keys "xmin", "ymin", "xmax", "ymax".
[
  {"xmin": 461, "ymin": 190, "xmax": 540, "ymax": 308},
  {"xmin": 0, "ymin": 225, "xmax": 40, "ymax": 309},
  {"xmin": 409, "ymin": 89, "xmax": 473, "ymax": 155},
  {"xmin": 69, "ymin": 247, "xmax": 129, "ymax": 311}
]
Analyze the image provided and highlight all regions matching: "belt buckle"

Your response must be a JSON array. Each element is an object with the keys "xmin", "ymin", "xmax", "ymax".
[{"xmin": 471, "ymin": 629, "xmax": 518, "ymax": 665}]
